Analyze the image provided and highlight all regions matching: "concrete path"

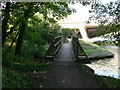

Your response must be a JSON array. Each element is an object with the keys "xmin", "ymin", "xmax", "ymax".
[{"xmin": 42, "ymin": 42, "xmax": 106, "ymax": 88}]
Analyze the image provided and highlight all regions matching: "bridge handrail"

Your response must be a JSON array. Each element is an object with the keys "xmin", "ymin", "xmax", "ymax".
[
  {"xmin": 45, "ymin": 35, "xmax": 63, "ymax": 60},
  {"xmin": 72, "ymin": 36, "xmax": 88, "ymax": 60}
]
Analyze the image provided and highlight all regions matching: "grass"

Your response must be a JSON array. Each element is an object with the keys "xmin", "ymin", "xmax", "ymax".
[
  {"xmin": 2, "ymin": 44, "xmax": 53, "ymax": 88},
  {"xmin": 97, "ymin": 75, "xmax": 120, "ymax": 88},
  {"xmin": 2, "ymin": 56, "xmax": 52, "ymax": 88},
  {"xmin": 79, "ymin": 40, "xmax": 120, "ymax": 88},
  {"xmin": 81, "ymin": 64, "xmax": 120, "ymax": 89},
  {"xmin": 13, "ymin": 62, "xmax": 52, "ymax": 72},
  {"xmin": 2, "ymin": 69, "xmax": 32, "ymax": 88},
  {"xmin": 2, "ymin": 58, "xmax": 52, "ymax": 88},
  {"xmin": 79, "ymin": 40, "xmax": 108, "ymax": 55}
]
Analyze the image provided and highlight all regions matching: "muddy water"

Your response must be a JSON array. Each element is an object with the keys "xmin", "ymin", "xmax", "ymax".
[{"xmin": 86, "ymin": 45, "xmax": 120, "ymax": 78}]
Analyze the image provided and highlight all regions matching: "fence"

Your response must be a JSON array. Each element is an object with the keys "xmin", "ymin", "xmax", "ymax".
[
  {"xmin": 45, "ymin": 36, "xmax": 63, "ymax": 60},
  {"xmin": 72, "ymin": 36, "xmax": 88, "ymax": 61}
]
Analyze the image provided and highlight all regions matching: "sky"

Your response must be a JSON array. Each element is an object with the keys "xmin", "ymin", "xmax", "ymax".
[{"xmin": 58, "ymin": 3, "xmax": 91, "ymax": 23}]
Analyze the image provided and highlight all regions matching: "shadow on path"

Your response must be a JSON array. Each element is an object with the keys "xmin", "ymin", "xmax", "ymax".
[{"xmin": 42, "ymin": 42, "xmax": 107, "ymax": 88}]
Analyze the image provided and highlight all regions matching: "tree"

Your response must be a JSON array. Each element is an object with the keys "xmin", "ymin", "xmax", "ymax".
[
  {"xmin": 2, "ymin": 2, "xmax": 74, "ymax": 55},
  {"xmin": 2, "ymin": 1, "xmax": 92, "ymax": 55},
  {"xmin": 2, "ymin": 2, "xmax": 10, "ymax": 46},
  {"xmin": 23, "ymin": 14, "xmax": 63, "ymax": 55},
  {"xmin": 88, "ymin": 1, "xmax": 120, "ymax": 46}
]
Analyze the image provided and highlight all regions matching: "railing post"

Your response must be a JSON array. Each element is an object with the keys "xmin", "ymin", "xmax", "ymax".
[
  {"xmin": 51, "ymin": 39, "xmax": 55, "ymax": 59},
  {"xmin": 45, "ymin": 35, "xmax": 63, "ymax": 60},
  {"xmin": 76, "ymin": 37, "xmax": 79, "ymax": 60},
  {"xmin": 72, "ymin": 36, "xmax": 88, "ymax": 61}
]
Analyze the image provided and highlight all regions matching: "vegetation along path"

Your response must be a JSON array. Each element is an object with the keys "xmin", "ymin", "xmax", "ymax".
[{"xmin": 41, "ymin": 42, "xmax": 107, "ymax": 88}]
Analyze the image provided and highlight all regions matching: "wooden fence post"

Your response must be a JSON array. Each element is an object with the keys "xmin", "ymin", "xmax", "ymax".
[{"xmin": 72, "ymin": 36, "xmax": 88, "ymax": 61}]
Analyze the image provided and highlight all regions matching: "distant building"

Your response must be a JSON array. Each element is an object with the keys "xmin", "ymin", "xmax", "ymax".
[
  {"xmin": 58, "ymin": 21, "xmax": 98, "ymax": 40},
  {"xmin": 84, "ymin": 26, "xmax": 98, "ymax": 38}
]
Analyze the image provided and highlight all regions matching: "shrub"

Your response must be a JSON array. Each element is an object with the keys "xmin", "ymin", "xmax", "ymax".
[{"xmin": 2, "ymin": 69, "xmax": 31, "ymax": 88}]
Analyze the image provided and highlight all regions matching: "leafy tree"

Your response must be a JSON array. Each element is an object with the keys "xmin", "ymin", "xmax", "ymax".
[
  {"xmin": 2, "ymin": 2, "xmax": 73, "ymax": 55},
  {"xmin": 61, "ymin": 28, "xmax": 73, "ymax": 40},
  {"xmin": 2, "ymin": 2, "xmax": 11, "ymax": 46},
  {"xmin": 23, "ymin": 14, "xmax": 62, "ymax": 55},
  {"xmin": 88, "ymin": 1, "xmax": 120, "ymax": 46},
  {"xmin": 2, "ymin": 1, "xmax": 92, "ymax": 55}
]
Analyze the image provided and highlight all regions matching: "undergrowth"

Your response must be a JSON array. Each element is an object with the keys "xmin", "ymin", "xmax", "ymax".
[
  {"xmin": 2, "ymin": 44, "xmax": 52, "ymax": 88},
  {"xmin": 81, "ymin": 64, "xmax": 120, "ymax": 89},
  {"xmin": 2, "ymin": 69, "xmax": 32, "ymax": 88},
  {"xmin": 97, "ymin": 75, "xmax": 120, "ymax": 89}
]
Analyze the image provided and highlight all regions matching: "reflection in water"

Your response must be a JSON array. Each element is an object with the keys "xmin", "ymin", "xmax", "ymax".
[{"xmin": 86, "ymin": 45, "xmax": 120, "ymax": 78}]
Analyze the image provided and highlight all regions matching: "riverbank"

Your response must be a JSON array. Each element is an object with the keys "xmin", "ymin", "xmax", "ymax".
[
  {"xmin": 78, "ymin": 40, "xmax": 120, "ymax": 89},
  {"xmin": 82, "ymin": 64, "xmax": 120, "ymax": 89},
  {"xmin": 79, "ymin": 40, "xmax": 114, "ymax": 60}
]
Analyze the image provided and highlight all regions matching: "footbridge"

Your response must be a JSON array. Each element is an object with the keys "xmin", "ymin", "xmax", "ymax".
[{"xmin": 58, "ymin": 21, "xmax": 98, "ymax": 41}]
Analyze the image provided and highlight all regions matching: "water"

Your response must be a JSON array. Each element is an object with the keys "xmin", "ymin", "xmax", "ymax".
[
  {"xmin": 86, "ymin": 45, "xmax": 120, "ymax": 79},
  {"xmin": 74, "ymin": 26, "xmax": 120, "ymax": 78}
]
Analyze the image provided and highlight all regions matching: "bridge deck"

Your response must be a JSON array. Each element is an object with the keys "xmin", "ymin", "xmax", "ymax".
[
  {"xmin": 55, "ymin": 42, "xmax": 75, "ymax": 61},
  {"xmin": 42, "ymin": 42, "xmax": 106, "ymax": 88}
]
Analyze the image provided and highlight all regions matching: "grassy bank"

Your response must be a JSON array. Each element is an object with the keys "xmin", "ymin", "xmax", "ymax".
[
  {"xmin": 81, "ymin": 64, "xmax": 120, "ymax": 89},
  {"xmin": 78, "ymin": 40, "xmax": 114, "ymax": 60},
  {"xmin": 98, "ymin": 75, "xmax": 120, "ymax": 88},
  {"xmin": 2, "ymin": 50, "xmax": 52, "ymax": 88},
  {"xmin": 79, "ymin": 40, "xmax": 108, "ymax": 56},
  {"xmin": 2, "ymin": 61, "xmax": 52, "ymax": 88},
  {"xmin": 79, "ymin": 40, "xmax": 120, "ymax": 89}
]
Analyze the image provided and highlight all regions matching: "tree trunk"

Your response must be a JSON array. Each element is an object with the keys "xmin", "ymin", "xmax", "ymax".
[
  {"xmin": 2, "ymin": 2, "xmax": 10, "ymax": 46},
  {"xmin": 14, "ymin": 3, "xmax": 37, "ymax": 55},
  {"xmin": 15, "ymin": 23, "xmax": 26, "ymax": 55},
  {"xmin": 7, "ymin": 32, "xmax": 19, "ymax": 52}
]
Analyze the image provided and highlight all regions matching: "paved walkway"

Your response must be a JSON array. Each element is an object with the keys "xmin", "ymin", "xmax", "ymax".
[
  {"xmin": 42, "ymin": 42, "xmax": 106, "ymax": 88},
  {"xmin": 55, "ymin": 42, "xmax": 75, "ymax": 61}
]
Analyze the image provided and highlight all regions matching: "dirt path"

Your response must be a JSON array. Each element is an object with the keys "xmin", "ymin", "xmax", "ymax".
[
  {"xmin": 23, "ymin": 42, "xmax": 107, "ymax": 88},
  {"xmin": 39, "ymin": 42, "xmax": 107, "ymax": 88}
]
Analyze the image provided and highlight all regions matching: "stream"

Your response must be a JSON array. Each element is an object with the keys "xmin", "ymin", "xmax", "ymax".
[{"xmin": 86, "ymin": 45, "xmax": 120, "ymax": 79}]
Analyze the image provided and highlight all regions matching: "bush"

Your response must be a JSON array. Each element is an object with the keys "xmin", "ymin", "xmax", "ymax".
[{"xmin": 2, "ymin": 69, "xmax": 31, "ymax": 88}]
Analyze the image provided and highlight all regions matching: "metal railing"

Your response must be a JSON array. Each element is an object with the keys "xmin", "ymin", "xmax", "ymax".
[
  {"xmin": 72, "ymin": 36, "xmax": 88, "ymax": 61},
  {"xmin": 45, "ymin": 36, "xmax": 63, "ymax": 60}
]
